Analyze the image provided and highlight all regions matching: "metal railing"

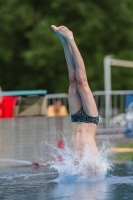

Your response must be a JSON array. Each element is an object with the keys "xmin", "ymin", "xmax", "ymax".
[
  {"xmin": 0, "ymin": 90, "xmax": 132, "ymax": 130},
  {"xmin": 93, "ymin": 90, "xmax": 133, "ymax": 128}
]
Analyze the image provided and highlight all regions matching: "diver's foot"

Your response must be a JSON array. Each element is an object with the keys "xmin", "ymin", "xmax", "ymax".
[
  {"xmin": 58, "ymin": 26, "xmax": 73, "ymax": 41},
  {"xmin": 51, "ymin": 25, "xmax": 66, "ymax": 43},
  {"xmin": 51, "ymin": 25, "xmax": 73, "ymax": 42}
]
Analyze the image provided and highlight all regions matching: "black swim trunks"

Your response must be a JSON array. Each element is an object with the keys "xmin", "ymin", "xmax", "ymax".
[{"xmin": 71, "ymin": 109, "xmax": 99, "ymax": 125}]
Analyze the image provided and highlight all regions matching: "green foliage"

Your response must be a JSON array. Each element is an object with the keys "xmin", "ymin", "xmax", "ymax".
[
  {"xmin": 109, "ymin": 144, "xmax": 133, "ymax": 161},
  {"xmin": 111, "ymin": 152, "xmax": 133, "ymax": 161},
  {"xmin": 1, "ymin": 0, "xmax": 133, "ymax": 92}
]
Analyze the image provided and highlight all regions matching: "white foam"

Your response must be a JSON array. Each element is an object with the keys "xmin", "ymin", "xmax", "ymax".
[{"xmin": 41, "ymin": 140, "xmax": 113, "ymax": 180}]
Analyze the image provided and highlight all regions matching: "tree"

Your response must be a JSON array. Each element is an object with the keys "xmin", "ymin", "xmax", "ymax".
[{"xmin": 0, "ymin": 0, "xmax": 133, "ymax": 92}]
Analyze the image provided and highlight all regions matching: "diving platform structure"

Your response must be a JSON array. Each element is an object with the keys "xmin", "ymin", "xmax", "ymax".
[{"xmin": 0, "ymin": 90, "xmax": 47, "ymax": 97}]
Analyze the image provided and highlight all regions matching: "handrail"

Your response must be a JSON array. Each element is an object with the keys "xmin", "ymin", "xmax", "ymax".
[
  {"xmin": 93, "ymin": 90, "xmax": 133, "ymax": 96},
  {"xmin": 45, "ymin": 93, "xmax": 68, "ymax": 98}
]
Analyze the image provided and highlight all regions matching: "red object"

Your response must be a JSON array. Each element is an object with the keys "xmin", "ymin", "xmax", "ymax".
[
  {"xmin": 57, "ymin": 155, "xmax": 63, "ymax": 162},
  {"xmin": 57, "ymin": 139, "xmax": 64, "ymax": 149},
  {"xmin": 57, "ymin": 139, "xmax": 64, "ymax": 162},
  {"xmin": 32, "ymin": 162, "xmax": 46, "ymax": 167},
  {"xmin": 0, "ymin": 96, "xmax": 18, "ymax": 118},
  {"xmin": 32, "ymin": 140, "xmax": 65, "ymax": 167}
]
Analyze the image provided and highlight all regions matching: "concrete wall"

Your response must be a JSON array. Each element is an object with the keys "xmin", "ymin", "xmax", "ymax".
[{"xmin": 0, "ymin": 116, "xmax": 133, "ymax": 167}]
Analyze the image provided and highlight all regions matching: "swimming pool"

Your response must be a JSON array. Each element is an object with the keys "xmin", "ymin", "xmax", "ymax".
[
  {"xmin": 0, "ymin": 163, "xmax": 133, "ymax": 200},
  {"xmin": 0, "ymin": 121, "xmax": 133, "ymax": 200}
]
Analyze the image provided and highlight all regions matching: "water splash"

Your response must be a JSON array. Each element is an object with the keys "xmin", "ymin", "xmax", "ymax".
[{"xmin": 39, "ymin": 140, "xmax": 113, "ymax": 181}]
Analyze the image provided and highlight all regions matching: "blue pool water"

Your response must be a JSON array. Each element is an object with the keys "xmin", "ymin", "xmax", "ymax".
[
  {"xmin": 0, "ymin": 142, "xmax": 133, "ymax": 200},
  {"xmin": 0, "ymin": 163, "xmax": 133, "ymax": 200}
]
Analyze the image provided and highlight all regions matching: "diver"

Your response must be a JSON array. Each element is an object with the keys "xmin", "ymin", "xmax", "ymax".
[{"xmin": 51, "ymin": 25, "xmax": 99, "ymax": 154}]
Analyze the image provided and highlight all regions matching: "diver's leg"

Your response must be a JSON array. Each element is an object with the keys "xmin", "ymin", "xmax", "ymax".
[
  {"xmin": 54, "ymin": 26, "xmax": 98, "ymax": 117},
  {"xmin": 51, "ymin": 25, "xmax": 82, "ymax": 114}
]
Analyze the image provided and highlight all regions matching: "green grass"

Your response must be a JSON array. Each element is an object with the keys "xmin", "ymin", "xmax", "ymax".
[{"xmin": 108, "ymin": 144, "xmax": 133, "ymax": 162}]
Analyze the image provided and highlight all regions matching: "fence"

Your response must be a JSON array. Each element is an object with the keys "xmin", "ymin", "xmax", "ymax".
[
  {"xmin": 1, "ymin": 90, "xmax": 132, "ymax": 129},
  {"xmin": 93, "ymin": 90, "xmax": 133, "ymax": 129}
]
